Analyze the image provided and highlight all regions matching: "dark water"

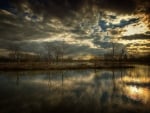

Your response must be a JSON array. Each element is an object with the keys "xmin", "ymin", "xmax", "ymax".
[{"xmin": 0, "ymin": 65, "xmax": 150, "ymax": 113}]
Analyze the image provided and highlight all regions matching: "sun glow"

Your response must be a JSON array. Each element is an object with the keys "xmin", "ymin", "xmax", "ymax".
[
  {"xmin": 120, "ymin": 75, "xmax": 150, "ymax": 104},
  {"xmin": 124, "ymin": 86, "xmax": 150, "ymax": 104},
  {"xmin": 122, "ymin": 22, "xmax": 149, "ymax": 36}
]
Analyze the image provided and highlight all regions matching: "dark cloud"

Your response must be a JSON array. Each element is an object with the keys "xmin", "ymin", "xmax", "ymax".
[
  {"xmin": 0, "ymin": 0, "xmax": 149, "ymax": 16},
  {"xmin": 0, "ymin": 0, "xmax": 12, "ymax": 10},
  {"xmin": 0, "ymin": 21, "xmax": 50, "ymax": 41},
  {"xmin": 98, "ymin": 42, "xmax": 113, "ymax": 49},
  {"xmin": 0, "ymin": 10, "xmax": 65, "ymax": 41},
  {"xmin": 109, "ymin": 15, "xmax": 117, "ymax": 20},
  {"xmin": 93, "ymin": 40, "xmax": 124, "ymax": 51},
  {"xmin": 44, "ymin": 41, "xmax": 105, "ymax": 56},
  {"xmin": 121, "ymin": 34, "xmax": 150, "ymax": 40},
  {"xmin": 97, "ymin": 0, "xmax": 136, "ymax": 14},
  {"xmin": 0, "ymin": 40, "xmax": 105, "ymax": 57},
  {"xmin": 0, "ymin": 0, "xmax": 149, "ymax": 29},
  {"xmin": 139, "ymin": 48, "xmax": 150, "ymax": 51},
  {"xmin": 136, "ymin": 0, "xmax": 150, "ymax": 12},
  {"xmin": 126, "ymin": 43, "xmax": 150, "ymax": 54},
  {"xmin": 146, "ymin": 31, "xmax": 150, "ymax": 34},
  {"xmin": 0, "ymin": 0, "xmax": 150, "ymax": 57},
  {"xmin": 133, "ymin": 43, "xmax": 150, "ymax": 47},
  {"xmin": 110, "ymin": 30, "xmax": 120, "ymax": 35},
  {"xmin": 135, "ymin": 0, "xmax": 150, "ymax": 28},
  {"xmin": 9, "ymin": 0, "xmax": 84, "ymax": 19}
]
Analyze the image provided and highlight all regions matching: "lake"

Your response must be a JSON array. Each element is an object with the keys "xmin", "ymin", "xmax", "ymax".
[{"xmin": 0, "ymin": 65, "xmax": 150, "ymax": 113}]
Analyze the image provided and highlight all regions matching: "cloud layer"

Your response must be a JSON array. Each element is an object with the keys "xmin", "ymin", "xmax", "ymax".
[{"xmin": 0, "ymin": 0, "xmax": 150, "ymax": 58}]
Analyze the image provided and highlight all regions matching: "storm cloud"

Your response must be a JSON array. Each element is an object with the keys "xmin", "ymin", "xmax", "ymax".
[
  {"xmin": 9, "ymin": 0, "xmax": 137, "ymax": 16},
  {"xmin": 121, "ymin": 34, "xmax": 150, "ymax": 40},
  {"xmin": 0, "ymin": 0, "xmax": 150, "ymax": 58},
  {"xmin": 8, "ymin": 0, "xmax": 150, "ymax": 14}
]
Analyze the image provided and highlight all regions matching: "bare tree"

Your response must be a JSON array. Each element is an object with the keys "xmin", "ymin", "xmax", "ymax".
[
  {"xmin": 110, "ymin": 42, "xmax": 127, "ymax": 61},
  {"xmin": 120, "ymin": 47, "xmax": 127, "ymax": 61},
  {"xmin": 9, "ymin": 44, "xmax": 21, "ymax": 63},
  {"xmin": 45, "ymin": 41, "xmax": 68, "ymax": 63},
  {"xmin": 60, "ymin": 41, "xmax": 68, "ymax": 62},
  {"xmin": 112, "ymin": 42, "xmax": 115, "ymax": 60},
  {"xmin": 111, "ymin": 42, "xmax": 120, "ymax": 60},
  {"xmin": 44, "ymin": 43, "xmax": 62, "ymax": 63},
  {"xmin": 45, "ymin": 44, "xmax": 53, "ymax": 63},
  {"xmin": 52, "ymin": 45, "xmax": 62, "ymax": 62}
]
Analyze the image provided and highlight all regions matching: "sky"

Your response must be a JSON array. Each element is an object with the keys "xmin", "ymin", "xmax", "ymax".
[{"xmin": 0, "ymin": 0, "xmax": 150, "ymax": 59}]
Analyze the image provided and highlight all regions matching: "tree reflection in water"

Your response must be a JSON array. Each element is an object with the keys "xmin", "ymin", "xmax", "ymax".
[{"xmin": 0, "ymin": 65, "xmax": 150, "ymax": 113}]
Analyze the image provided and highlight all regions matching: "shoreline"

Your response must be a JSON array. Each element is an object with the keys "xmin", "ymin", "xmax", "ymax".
[{"xmin": 0, "ymin": 62, "xmax": 135, "ymax": 71}]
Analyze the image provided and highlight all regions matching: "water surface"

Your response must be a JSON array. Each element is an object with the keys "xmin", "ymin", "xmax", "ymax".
[{"xmin": 0, "ymin": 65, "xmax": 150, "ymax": 113}]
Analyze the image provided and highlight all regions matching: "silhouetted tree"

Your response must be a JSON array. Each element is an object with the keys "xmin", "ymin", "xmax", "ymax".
[
  {"xmin": 112, "ymin": 42, "xmax": 115, "ymax": 59},
  {"xmin": 9, "ymin": 44, "xmax": 21, "ymax": 63},
  {"xmin": 45, "ymin": 41, "xmax": 68, "ymax": 63},
  {"xmin": 119, "ymin": 47, "xmax": 128, "ymax": 61},
  {"xmin": 53, "ymin": 45, "xmax": 63, "ymax": 62},
  {"xmin": 45, "ymin": 44, "xmax": 53, "ymax": 63}
]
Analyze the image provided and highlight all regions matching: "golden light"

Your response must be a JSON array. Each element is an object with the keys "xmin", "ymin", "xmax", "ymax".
[
  {"xmin": 122, "ymin": 22, "xmax": 149, "ymax": 36},
  {"xmin": 122, "ymin": 76, "xmax": 150, "ymax": 83},
  {"xmin": 124, "ymin": 86, "xmax": 150, "ymax": 104},
  {"xmin": 120, "ymin": 76, "xmax": 150, "ymax": 104}
]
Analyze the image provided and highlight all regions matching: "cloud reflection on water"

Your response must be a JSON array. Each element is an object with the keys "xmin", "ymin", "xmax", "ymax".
[{"xmin": 0, "ymin": 65, "xmax": 150, "ymax": 113}]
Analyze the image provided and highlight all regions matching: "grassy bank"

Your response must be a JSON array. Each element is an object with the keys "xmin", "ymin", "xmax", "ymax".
[{"xmin": 0, "ymin": 62, "xmax": 134, "ymax": 70}]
